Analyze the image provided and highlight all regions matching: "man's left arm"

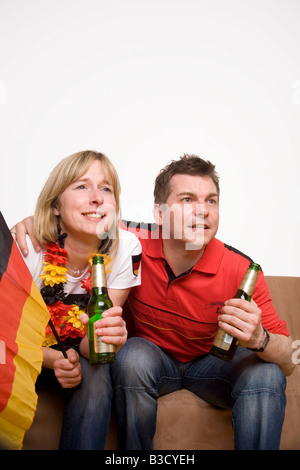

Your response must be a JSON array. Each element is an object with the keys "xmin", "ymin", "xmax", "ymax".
[{"xmin": 254, "ymin": 330, "xmax": 295, "ymax": 376}]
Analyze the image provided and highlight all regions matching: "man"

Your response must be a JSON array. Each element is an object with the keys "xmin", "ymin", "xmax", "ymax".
[{"xmin": 14, "ymin": 154, "xmax": 295, "ymax": 450}]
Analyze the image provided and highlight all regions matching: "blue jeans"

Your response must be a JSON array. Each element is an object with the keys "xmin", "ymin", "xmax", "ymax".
[
  {"xmin": 112, "ymin": 337, "xmax": 287, "ymax": 450},
  {"xmin": 59, "ymin": 355, "xmax": 112, "ymax": 450}
]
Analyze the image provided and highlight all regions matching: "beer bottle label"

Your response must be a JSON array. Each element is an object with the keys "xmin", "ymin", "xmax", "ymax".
[
  {"xmin": 93, "ymin": 324, "xmax": 115, "ymax": 353},
  {"xmin": 213, "ymin": 328, "xmax": 233, "ymax": 351}
]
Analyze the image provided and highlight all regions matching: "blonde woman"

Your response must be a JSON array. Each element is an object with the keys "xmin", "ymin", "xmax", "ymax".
[{"xmin": 17, "ymin": 150, "xmax": 142, "ymax": 449}]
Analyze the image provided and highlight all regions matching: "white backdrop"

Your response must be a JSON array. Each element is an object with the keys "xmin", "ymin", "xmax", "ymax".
[{"xmin": 0, "ymin": 0, "xmax": 299, "ymax": 276}]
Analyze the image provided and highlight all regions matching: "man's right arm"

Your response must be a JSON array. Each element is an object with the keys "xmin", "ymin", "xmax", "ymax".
[{"xmin": 11, "ymin": 216, "xmax": 41, "ymax": 256}]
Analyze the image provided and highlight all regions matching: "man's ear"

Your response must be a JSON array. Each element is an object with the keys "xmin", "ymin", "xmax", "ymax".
[{"xmin": 153, "ymin": 203, "xmax": 163, "ymax": 226}]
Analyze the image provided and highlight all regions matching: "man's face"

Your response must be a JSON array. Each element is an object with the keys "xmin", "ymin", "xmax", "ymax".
[{"xmin": 157, "ymin": 174, "xmax": 219, "ymax": 250}]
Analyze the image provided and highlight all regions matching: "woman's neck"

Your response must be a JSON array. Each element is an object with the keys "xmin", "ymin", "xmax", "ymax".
[{"xmin": 63, "ymin": 236, "xmax": 99, "ymax": 275}]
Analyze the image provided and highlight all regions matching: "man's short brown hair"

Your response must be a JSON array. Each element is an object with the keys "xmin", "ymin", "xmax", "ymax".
[{"xmin": 153, "ymin": 154, "xmax": 220, "ymax": 204}]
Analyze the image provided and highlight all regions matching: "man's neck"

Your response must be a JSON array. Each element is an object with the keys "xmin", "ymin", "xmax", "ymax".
[{"xmin": 162, "ymin": 239, "xmax": 206, "ymax": 277}]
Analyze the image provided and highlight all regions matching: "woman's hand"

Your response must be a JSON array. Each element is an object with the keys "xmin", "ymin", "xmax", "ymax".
[
  {"xmin": 52, "ymin": 348, "xmax": 82, "ymax": 388},
  {"xmin": 79, "ymin": 306, "xmax": 128, "ymax": 358},
  {"xmin": 43, "ymin": 346, "xmax": 82, "ymax": 388}
]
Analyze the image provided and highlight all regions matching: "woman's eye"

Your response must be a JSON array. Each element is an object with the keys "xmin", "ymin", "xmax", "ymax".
[{"xmin": 101, "ymin": 186, "xmax": 113, "ymax": 193}]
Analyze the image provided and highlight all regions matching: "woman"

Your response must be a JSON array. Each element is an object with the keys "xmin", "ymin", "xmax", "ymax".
[{"xmin": 19, "ymin": 150, "xmax": 142, "ymax": 449}]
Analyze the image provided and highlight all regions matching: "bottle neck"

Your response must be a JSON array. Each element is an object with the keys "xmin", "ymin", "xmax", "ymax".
[{"xmin": 91, "ymin": 263, "xmax": 107, "ymax": 289}]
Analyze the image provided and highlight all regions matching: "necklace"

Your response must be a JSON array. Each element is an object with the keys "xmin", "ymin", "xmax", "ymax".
[
  {"xmin": 66, "ymin": 264, "xmax": 89, "ymax": 276},
  {"xmin": 40, "ymin": 232, "xmax": 111, "ymax": 348}
]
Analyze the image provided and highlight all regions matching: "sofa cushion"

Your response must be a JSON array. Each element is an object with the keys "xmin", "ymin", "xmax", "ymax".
[{"xmin": 154, "ymin": 389, "xmax": 234, "ymax": 450}]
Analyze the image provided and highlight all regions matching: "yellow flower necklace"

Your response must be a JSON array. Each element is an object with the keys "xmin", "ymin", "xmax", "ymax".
[{"xmin": 40, "ymin": 232, "xmax": 111, "ymax": 349}]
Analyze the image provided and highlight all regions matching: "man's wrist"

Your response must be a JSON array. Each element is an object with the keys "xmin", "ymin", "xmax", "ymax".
[{"xmin": 248, "ymin": 327, "xmax": 270, "ymax": 352}]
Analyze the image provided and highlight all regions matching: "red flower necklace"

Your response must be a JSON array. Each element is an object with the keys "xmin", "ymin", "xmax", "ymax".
[{"xmin": 40, "ymin": 240, "xmax": 110, "ymax": 348}]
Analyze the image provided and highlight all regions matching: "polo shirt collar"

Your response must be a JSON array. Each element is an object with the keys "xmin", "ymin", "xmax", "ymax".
[
  {"xmin": 146, "ymin": 235, "xmax": 224, "ymax": 275},
  {"xmin": 146, "ymin": 236, "xmax": 164, "ymax": 258},
  {"xmin": 193, "ymin": 237, "xmax": 224, "ymax": 274}
]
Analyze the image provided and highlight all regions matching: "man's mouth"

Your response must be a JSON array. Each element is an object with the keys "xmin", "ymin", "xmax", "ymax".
[{"xmin": 188, "ymin": 224, "xmax": 208, "ymax": 230}]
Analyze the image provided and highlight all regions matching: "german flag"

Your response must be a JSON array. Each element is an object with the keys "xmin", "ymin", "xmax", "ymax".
[
  {"xmin": 132, "ymin": 253, "xmax": 142, "ymax": 277},
  {"xmin": 0, "ymin": 212, "xmax": 49, "ymax": 450}
]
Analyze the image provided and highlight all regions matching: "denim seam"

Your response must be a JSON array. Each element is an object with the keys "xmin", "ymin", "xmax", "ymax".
[
  {"xmin": 232, "ymin": 388, "xmax": 283, "ymax": 401},
  {"xmin": 114, "ymin": 375, "xmax": 181, "ymax": 394}
]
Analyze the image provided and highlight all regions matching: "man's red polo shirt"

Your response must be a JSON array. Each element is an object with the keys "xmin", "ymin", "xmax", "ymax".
[{"xmin": 121, "ymin": 221, "xmax": 289, "ymax": 362}]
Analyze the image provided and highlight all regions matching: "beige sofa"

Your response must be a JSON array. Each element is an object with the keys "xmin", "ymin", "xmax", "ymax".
[{"xmin": 23, "ymin": 276, "xmax": 300, "ymax": 450}]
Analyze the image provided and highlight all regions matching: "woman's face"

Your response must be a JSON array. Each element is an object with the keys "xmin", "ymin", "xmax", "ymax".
[{"xmin": 53, "ymin": 160, "xmax": 117, "ymax": 242}]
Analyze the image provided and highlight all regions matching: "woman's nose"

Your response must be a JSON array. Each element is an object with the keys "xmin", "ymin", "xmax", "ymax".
[{"xmin": 90, "ymin": 188, "xmax": 104, "ymax": 204}]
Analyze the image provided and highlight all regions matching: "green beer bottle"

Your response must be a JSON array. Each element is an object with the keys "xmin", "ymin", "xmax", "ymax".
[
  {"xmin": 210, "ymin": 262, "xmax": 261, "ymax": 361},
  {"xmin": 88, "ymin": 255, "xmax": 116, "ymax": 364}
]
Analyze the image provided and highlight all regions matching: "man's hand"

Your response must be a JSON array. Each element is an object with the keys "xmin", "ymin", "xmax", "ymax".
[
  {"xmin": 10, "ymin": 216, "xmax": 40, "ymax": 256},
  {"xmin": 218, "ymin": 298, "xmax": 265, "ymax": 350},
  {"xmin": 218, "ymin": 297, "xmax": 295, "ymax": 376},
  {"xmin": 79, "ymin": 306, "xmax": 128, "ymax": 358},
  {"xmin": 53, "ymin": 348, "xmax": 82, "ymax": 389}
]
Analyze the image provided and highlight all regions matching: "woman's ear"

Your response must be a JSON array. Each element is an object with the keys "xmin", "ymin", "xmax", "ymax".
[{"xmin": 53, "ymin": 205, "xmax": 60, "ymax": 216}]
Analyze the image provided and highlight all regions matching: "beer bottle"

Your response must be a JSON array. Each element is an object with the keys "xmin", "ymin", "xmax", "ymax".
[
  {"xmin": 88, "ymin": 255, "xmax": 116, "ymax": 364},
  {"xmin": 210, "ymin": 262, "xmax": 261, "ymax": 361}
]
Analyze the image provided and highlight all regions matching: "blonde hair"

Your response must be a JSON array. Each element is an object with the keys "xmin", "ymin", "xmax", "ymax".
[{"xmin": 34, "ymin": 150, "xmax": 121, "ymax": 256}]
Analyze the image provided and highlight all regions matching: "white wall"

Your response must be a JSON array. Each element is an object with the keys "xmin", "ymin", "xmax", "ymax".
[{"xmin": 0, "ymin": 0, "xmax": 299, "ymax": 276}]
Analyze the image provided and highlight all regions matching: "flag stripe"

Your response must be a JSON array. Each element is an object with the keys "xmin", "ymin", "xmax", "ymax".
[
  {"xmin": 0, "ymin": 243, "xmax": 33, "ymax": 413},
  {"xmin": 0, "ymin": 212, "xmax": 13, "ymax": 282}
]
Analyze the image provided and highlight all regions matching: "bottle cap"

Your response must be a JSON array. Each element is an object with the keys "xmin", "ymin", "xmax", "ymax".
[{"xmin": 249, "ymin": 262, "xmax": 261, "ymax": 272}]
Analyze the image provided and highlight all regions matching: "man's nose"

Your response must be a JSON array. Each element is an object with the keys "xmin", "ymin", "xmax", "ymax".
[{"xmin": 193, "ymin": 202, "xmax": 206, "ymax": 217}]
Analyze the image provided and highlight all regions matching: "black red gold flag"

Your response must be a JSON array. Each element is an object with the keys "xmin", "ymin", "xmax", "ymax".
[
  {"xmin": 132, "ymin": 253, "xmax": 142, "ymax": 277},
  {"xmin": 0, "ymin": 212, "xmax": 49, "ymax": 449}
]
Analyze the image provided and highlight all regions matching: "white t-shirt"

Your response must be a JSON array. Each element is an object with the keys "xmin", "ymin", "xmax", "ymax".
[{"xmin": 21, "ymin": 228, "xmax": 142, "ymax": 295}]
